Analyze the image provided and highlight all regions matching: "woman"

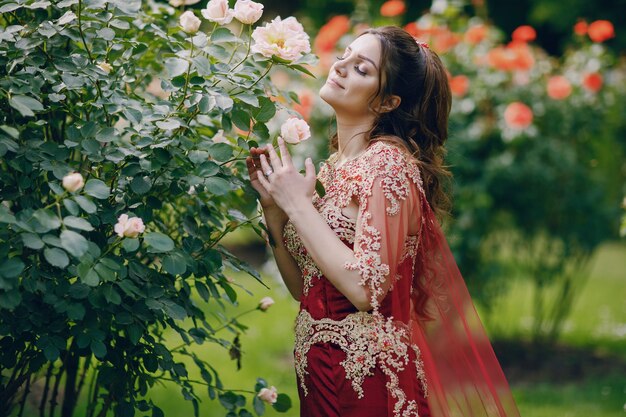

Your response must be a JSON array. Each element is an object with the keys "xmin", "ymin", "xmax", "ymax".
[{"xmin": 246, "ymin": 26, "xmax": 521, "ymax": 417}]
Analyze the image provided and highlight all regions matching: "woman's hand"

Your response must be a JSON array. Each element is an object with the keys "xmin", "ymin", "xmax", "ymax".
[
  {"xmin": 246, "ymin": 146, "xmax": 280, "ymax": 210},
  {"xmin": 255, "ymin": 137, "xmax": 317, "ymax": 217}
]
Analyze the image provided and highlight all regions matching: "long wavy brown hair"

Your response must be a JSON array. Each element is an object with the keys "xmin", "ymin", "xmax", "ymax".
[{"xmin": 330, "ymin": 26, "xmax": 452, "ymax": 217}]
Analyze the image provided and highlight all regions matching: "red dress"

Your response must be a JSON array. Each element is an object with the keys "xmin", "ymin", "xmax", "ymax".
[{"xmin": 283, "ymin": 140, "xmax": 521, "ymax": 417}]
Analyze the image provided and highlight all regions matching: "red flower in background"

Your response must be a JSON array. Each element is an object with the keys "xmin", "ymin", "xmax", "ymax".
[
  {"xmin": 504, "ymin": 102, "xmax": 533, "ymax": 129},
  {"xmin": 449, "ymin": 75, "xmax": 470, "ymax": 97},
  {"xmin": 380, "ymin": 0, "xmax": 406, "ymax": 17},
  {"xmin": 465, "ymin": 24, "xmax": 487, "ymax": 45},
  {"xmin": 512, "ymin": 25, "xmax": 536, "ymax": 42},
  {"xmin": 547, "ymin": 75, "xmax": 572, "ymax": 100},
  {"xmin": 582, "ymin": 72, "xmax": 603, "ymax": 92},
  {"xmin": 574, "ymin": 19, "xmax": 588, "ymax": 36},
  {"xmin": 314, "ymin": 15, "xmax": 350, "ymax": 53},
  {"xmin": 587, "ymin": 20, "xmax": 615, "ymax": 42}
]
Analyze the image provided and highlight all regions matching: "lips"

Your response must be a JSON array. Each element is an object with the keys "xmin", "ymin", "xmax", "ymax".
[{"xmin": 327, "ymin": 78, "xmax": 345, "ymax": 89}]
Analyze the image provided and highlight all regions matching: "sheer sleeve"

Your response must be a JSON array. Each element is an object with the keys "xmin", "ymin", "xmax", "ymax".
[{"xmin": 343, "ymin": 146, "xmax": 421, "ymax": 312}]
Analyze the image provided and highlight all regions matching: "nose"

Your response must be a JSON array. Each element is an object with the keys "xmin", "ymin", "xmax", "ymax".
[{"xmin": 333, "ymin": 60, "xmax": 347, "ymax": 77}]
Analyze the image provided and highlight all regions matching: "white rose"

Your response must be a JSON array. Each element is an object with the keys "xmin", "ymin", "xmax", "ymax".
[
  {"xmin": 258, "ymin": 296, "xmax": 274, "ymax": 311},
  {"xmin": 257, "ymin": 386, "xmax": 278, "ymax": 404},
  {"xmin": 280, "ymin": 117, "xmax": 311, "ymax": 144},
  {"xmin": 201, "ymin": 0, "xmax": 234, "ymax": 25},
  {"xmin": 212, "ymin": 129, "xmax": 229, "ymax": 144},
  {"xmin": 96, "ymin": 61, "xmax": 113, "ymax": 74},
  {"xmin": 169, "ymin": 0, "xmax": 201, "ymax": 6},
  {"xmin": 114, "ymin": 214, "xmax": 146, "ymax": 238},
  {"xmin": 233, "ymin": 0, "xmax": 263, "ymax": 25},
  {"xmin": 179, "ymin": 10, "xmax": 202, "ymax": 34},
  {"xmin": 62, "ymin": 172, "xmax": 84, "ymax": 193}
]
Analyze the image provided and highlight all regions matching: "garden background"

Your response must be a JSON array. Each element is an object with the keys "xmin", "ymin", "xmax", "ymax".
[{"xmin": 1, "ymin": 0, "xmax": 625, "ymax": 416}]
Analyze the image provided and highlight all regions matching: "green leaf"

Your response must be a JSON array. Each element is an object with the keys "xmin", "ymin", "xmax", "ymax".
[
  {"xmin": 204, "ymin": 177, "xmax": 230, "ymax": 196},
  {"xmin": 97, "ymin": 27, "xmax": 115, "ymax": 41},
  {"xmin": 102, "ymin": 286, "xmax": 121, "ymax": 305},
  {"xmin": 252, "ymin": 396, "xmax": 265, "ymax": 416},
  {"xmin": 22, "ymin": 233, "xmax": 44, "ymax": 250},
  {"xmin": 122, "ymin": 238, "xmax": 140, "ymax": 252},
  {"xmin": 44, "ymin": 248, "xmax": 69, "ymax": 268},
  {"xmin": 255, "ymin": 97, "xmax": 276, "ymax": 123},
  {"xmin": 156, "ymin": 119, "xmax": 181, "ymax": 130},
  {"xmin": 9, "ymin": 95, "xmax": 44, "ymax": 117},
  {"xmin": 33, "ymin": 209, "xmax": 61, "ymax": 232},
  {"xmin": 90, "ymin": 339, "xmax": 107, "ymax": 358},
  {"xmin": 162, "ymin": 252, "xmax": 187, "ymax": 275},
  {"xmin": 162, "ymin": 301, "xmax": 187, "ymax": 320},
  {"xmin": 0, "ymin": 258, "xmax": 24, "ymax": 278},
  {"xmin": 0, "ymin": 289, "xmax": 22, "ymax": 309},
  {"xmin": 64, "ymin": 216, "xmax": 94, "ymax": 231},
  {"xmin": 164, "ymin": 57, "xmax": 189, "ymax": 78},
  {"xmin": 84, "ymin": 179, "xmax": 110, "ymax": 199},
  {"xmin": 144, "ymin": 232, "xmax": 175, "ymax": 253},
  {"xmin": 131, "ymin": 176, "xmax": 151, "ymax": 194},
  {"xmin": 0, "ymin": 205, "xmax": 16, "ymax": 224},
  {"xmin": 60, "ymin": 230, "xmax": 89, "ymax": 257},
  {"xmin": 74, "ymin": 196, "xmax": 97, "ymax": 213},
  {"xmin": 95, "ymin": 127, "xmax": 116, "ymax": 143},
  {"xmin": 289, "ymin": 64, "xmax": 316, "ymax": 78},
  {"xmin": 272, "ymin": 393, "xmax": 292, "ymax": 412},
  {"xmin": 127, "ymin": 324, "xmax": 143, "ymax": 345},
  {"xmin": 315, "ymin": 179, "xmax": 326, "ymax": 198}
]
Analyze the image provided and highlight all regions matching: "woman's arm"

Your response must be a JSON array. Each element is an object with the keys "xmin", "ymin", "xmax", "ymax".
[{"xmin": 262, "ymin": 207, "xmax": 303, "ymax": 300}]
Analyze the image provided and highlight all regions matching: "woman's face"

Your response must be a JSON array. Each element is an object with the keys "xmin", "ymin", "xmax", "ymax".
[{"xmin": 319, "ymin": 34, "xmax": 383, "ymax": 118}]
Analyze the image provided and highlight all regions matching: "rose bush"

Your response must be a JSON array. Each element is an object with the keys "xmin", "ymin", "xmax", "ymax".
[{"xmin": 0, "ymin": 1, "xmax": 315, "ymax": 416}]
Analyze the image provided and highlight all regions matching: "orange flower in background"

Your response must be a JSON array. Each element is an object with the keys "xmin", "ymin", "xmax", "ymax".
[
  {"xmin": 504, "ymin": 102, "xmax": 533, "ymax": 129},
  {"xmin": 465, "ymin": 24, "xmax": 488, "ymax": 45},
  {"xmin": 380, "ymin": 0, "xmax": 406, "ymax": 17},
  {"xmin": 487, "ymin": 42, "xmax": 534, "ymax": 72},
  {"xmin": 587, "ymin": 20, "xmax": 615, "ymax": 42},
  {"xmin": 449, "ymin": 75, "xmax": 470, "ymax": 97},
  {"xmin": 547, "ymin": 75, "xmax": 572, "ymax": 100},
  {"xmin": 574, "ymin": 19, "xmax": 588, "ymax": 36},
  {"xmin": 512, "ymin": 25, "xmax": 536, "ymax": 42},
  {"xmin": 314, "ymin": 15, "xmax": 350, "ymax": 53},
  {"xmin": 432, "ymin": 27, "xmax": 461, "ymax": 54},
  {"xmin": 404, "ymin": 22, "xmax": 419, "ymax": 37},
  {"xmin": 582, "ymin": 72, "xmax": 603, "ymax": 92},
  {"xmin": 293, "ymin": 89, "xmax": 314, "ymax": 121}
]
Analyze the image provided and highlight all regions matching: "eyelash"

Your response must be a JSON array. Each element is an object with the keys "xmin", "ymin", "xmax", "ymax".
[{"xmin": 335, "ymin": 55, "xmax": 367, "ymax": 76}]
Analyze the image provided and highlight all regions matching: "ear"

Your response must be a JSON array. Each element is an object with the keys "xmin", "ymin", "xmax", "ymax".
[{"xmin": 380, "ymin": 95, "xmax": 401, "ymax": 113}]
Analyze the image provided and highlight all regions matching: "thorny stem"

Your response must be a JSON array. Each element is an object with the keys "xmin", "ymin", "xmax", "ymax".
[{"xmin": 177, "ymin": 39, "xmax": 195, "ymax": 111}]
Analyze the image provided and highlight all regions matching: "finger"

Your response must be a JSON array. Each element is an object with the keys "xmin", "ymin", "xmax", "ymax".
[
  {"xmin": 266, "ymin": 143, "xmax": 282, "ymax": 171},
  {"xmin": 256, "ymin": 169, "xmax": 270, "ymax": 190},
  {"xmin": 259, "ymin": 154, "xmax": 272, "ymax": 177},
  {"xmin": 277, "ymin": 137, "xmax": 293, "ymax": 166},
  {"xmin": 246, "ymin": 157, "xmax": 258, "ymax": 178},
  {"xmin": 304, "ymin": 157, "xmax": 316, "ymax": 182}
]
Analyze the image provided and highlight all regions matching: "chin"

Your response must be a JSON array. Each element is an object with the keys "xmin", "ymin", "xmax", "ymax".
[{"xmin": 319, "ymin": 84, "xmax": 337, "ymax": 107}]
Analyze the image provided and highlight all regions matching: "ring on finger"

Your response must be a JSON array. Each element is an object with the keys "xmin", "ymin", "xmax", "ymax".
[{"xmin": 264, "ymin": 169, "xmax": 273, "ymax": 177}]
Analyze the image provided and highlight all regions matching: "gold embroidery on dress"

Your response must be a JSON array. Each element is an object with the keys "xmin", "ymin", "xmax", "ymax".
[{"xmin": 295, "ymin": 310, "xmax": 428, "ymax": 417}]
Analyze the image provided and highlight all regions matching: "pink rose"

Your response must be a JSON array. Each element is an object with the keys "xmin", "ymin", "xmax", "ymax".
[
  {"xmin": 201, "ymin": 0, "xmax": 234, "ymax": 25},
  {"xmin": 179, "ymin": 11, "xmax": 202, "ymax": 34},
  {"xmin": 257, "ymin": 386, "xmax": 278, "ymax": 404},
  {"xmin": 251, "ymin": 16, "xmax": 311, "ymax": 62},
  {"xmin": 62, "ymin": 172, "xmax": 84, "ymax": 193},
  {"xmin": 258, "ymin": 296, "xmax": 275, "ymax": 311},
  {"xmin": 114, "ymin": 214, "xmax": 146, "ymax": 238},
  {"xmin": 233, "ymin": 0, "xmax": 263, "ymax": 25},
  {"xmin": 280, "ymin": 117, "xmax": 311, "ymax": 144}
]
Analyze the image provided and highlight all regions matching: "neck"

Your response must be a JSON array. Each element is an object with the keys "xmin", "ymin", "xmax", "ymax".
[{"xmin": 334, "ymin": 113, "xmax": 375, "ymax": 162}]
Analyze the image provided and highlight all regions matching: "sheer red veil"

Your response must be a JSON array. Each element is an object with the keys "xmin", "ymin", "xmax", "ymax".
[{"xmin": 408, "ymin": 195, "xmax": 521, "ymax": 417}]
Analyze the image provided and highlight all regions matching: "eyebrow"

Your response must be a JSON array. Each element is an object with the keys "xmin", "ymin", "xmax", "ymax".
[{"xmin": 346, "ymin": 46, "xmax": 378, "ymax": 71}]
